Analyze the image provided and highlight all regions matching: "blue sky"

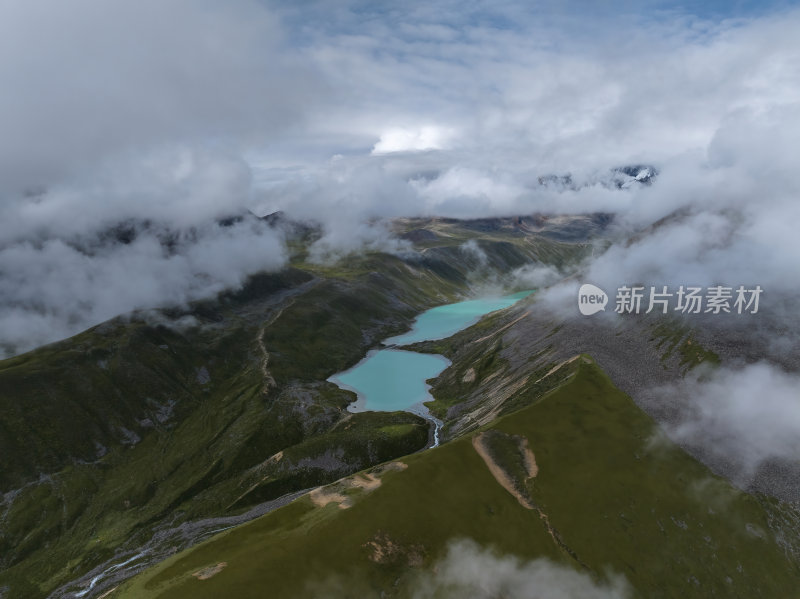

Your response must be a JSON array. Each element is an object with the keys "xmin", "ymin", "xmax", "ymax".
[{"xmin": 269, "ymin": 0, "xmax": 800, "ymax": 39}]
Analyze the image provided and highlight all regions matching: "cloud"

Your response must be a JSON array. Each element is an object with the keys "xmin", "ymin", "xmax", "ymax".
[
  {"xmin": 650, "ymin": 363, "xmax": 800, "ymax": 486},
  {"xmin": 0, "ymin": 140, "xmax": 288, "ymax": 357},
  {"xmin": 535, "ymin": 102, "xmax": 800, "ymax": 322},
  {"xmin": 1, "ymin": 147, "xmax": 257, "ymax": 240},
  {"xmin": 0, "ymin": 0, "xmax": 314, "ymax": 355},
  {"xmin": 411, "ymin": 539, "xmax": 630, "ymax": 599},
  {"xmin": 3, "ymin": 0, "xmax": 800, "ymax": 358},
  {"xmin": 460, "ymin": 239, "xmax": 489, "ymax": 266},
  {"xmin": 308, "ymin": 539, "xmax": 630, "ymax": 599},
  {"xmin": 254, "ymin": 3, "xmax": 800, "ymax": 286},
  {"xmin": 511, "ymin": 263, "xmax": 565, "ymax": 289},
  {"xmin": 0, "ymin": 215, "xmax": 286, "ymax": 356},
  {"xmin": 372, "ymin": 126, "xmax": 456, "ymax": 154},
  {"xmin": 307, "ymin": 218, "xmax": 413, "ymax": 264},
  {"xmin": 0, "ymin": 0, "xmax": 322, "ymax": 194}
]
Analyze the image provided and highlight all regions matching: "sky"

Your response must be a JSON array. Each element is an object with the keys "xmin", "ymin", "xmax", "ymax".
[{"xmin": 1, "ymin": 0, "xmax": 799, "ymax": 358}]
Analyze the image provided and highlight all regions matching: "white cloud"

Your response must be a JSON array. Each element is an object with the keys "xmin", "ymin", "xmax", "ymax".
[
  {"xmin": 652, "ymin": 363, "xmax": 800, "ymax": 484},
  {"xmin": 0, "ymin": 217, "xmax": 286, "ymax": 356},
  {"xmin": 372, "ymin": 126, "xmax": 456, "ymax": 154},
  {"xmin": 0, "ymin": 0, "xmax": 321, "ymax": 194},
  {"xmin": 511, "ymin": 263, "xmax": 564, "ymax": 289},
  {"xmin": 412, "ymin": 539, "xmax": 630, "ymax": 599},
  {"xmin": 0, "ymin": 0, "xmax": 312, "ymax": 355},
  {"xmin": 308, "ymin": 539, "xmax": 630, "ymax": 599},
  {"xmin": 3, "ymin": 0, "xmax": 800, "ymax": 358}
]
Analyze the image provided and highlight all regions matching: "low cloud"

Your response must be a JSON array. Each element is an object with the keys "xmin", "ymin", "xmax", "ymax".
[
  {"xmin": 307, "ymin": 218, "xmax": 413, "ymax": 264},
  {"xmin": 460, "ymin": 239, "xmax": 489, "ymax": 266},
  {"xmin": 0, "ymin": 142, "xmax": 289, "ymax": 357},
  {"xmin": 650, "ymin": 363, "xmax": 800, "ymax": 486},
  {"xmin": 510, "ymin": 263, "xmax": 565, "ymax": 289},
  {"xmin": 0, "ymin": 215, "xmax": 286, "ymax": 357},
  {"xmin": 536, "ymin": 104, "xmax": 800, "ymax": 323},
  {"xmin": 411, "ymin": 539, "xmax": 630, "ymax": 599},
  {"xmin": 0, "ymin": 0, "xmax": 316, "ymax": 356},
  {"xmin": 3, "ymin": 0, "xmax": 799, "ymax": 359},
  {"xmin": 309, "ymin": 539, "xmax": 630, "ymax": 599}
]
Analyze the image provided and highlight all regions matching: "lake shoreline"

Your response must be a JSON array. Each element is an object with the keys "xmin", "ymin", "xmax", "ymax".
[{"xmin": 328, "ymin": 290, "xmax": 533, "ymax": 448}]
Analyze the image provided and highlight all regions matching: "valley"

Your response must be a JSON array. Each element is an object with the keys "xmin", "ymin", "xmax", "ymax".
[
  {"xmin": 0, "ymin": 216, "xmax": 591, "ymax": 598},
  {"xmin": 1, "ymin": 214, "xmax": 798, "ymax": 598}
]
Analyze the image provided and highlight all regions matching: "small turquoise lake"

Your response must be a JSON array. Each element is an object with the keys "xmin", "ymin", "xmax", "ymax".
[
  {"xmin": 331, "ymin": 350, "xmax": 451, "ymax": 413},
  {"xmin": 329, "ymin": 291, "xmax": 532, "ymax": 419},
  {"xmin": 385, "ymin": 290, "xmax": 533, "ymax": 345}
]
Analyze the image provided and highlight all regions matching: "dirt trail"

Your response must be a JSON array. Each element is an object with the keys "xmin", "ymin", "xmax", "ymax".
[
  {"xmin": 193, "ymin": 562, "xmax": 227, "ymax": 580},
  {"xmin": 309, "ymin": 462, "xmax": 407, "ymax": 510},
  {"xmin": 472, "ymin": 431, "xmax": 587, "ymax": 568},
  {"xmin": 472, "ymin": 432, "xmax": 537, "ymax": 509},
  {"xmin": 534, "ymin": 354, "xmax": 581, "ymax": 384},
  {"xmin": 257, "ymin": 303, "xmax": 289, "ymax": 391},
  {"xmin": 256, "ymin": 278, "xmax": 320, "ymax": 393},
  {"xmin": 518, "ymin": 436, "xmax": 538, "ymax": 478},
  {"xmin": 473, "ymin": 312, "xmax": 529, "ymax": 344}
]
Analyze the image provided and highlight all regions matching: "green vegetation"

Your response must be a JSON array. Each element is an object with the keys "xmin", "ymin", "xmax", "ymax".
[
  {"xmin": 650, "ymin": 321, "xmax": 721, "ymax": 370},
  {"xmin": 0, "ymin": 263, "xmax": 433, "ymax": 597},
  {"xmin": 0, "ymin": 221, "xmax": 591, "ymax": 598},
  {"xmin": 390, "ymin": 217, "xmax": 593, "ymax": 271},
  {"xmin": 114, "ymin": 359, "xmax": 800, "ymax": 598}
]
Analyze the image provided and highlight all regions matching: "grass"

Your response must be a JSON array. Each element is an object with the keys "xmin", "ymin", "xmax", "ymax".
[
  {"xmin": 113, "ymin": 359, "xmax": 800, "ymax": 599},
  {"xmin": 0, "ymin": 226, "xmax": 578, "ymax": 598}
]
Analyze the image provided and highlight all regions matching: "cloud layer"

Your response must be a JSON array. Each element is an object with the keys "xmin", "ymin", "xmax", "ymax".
[
  {"xmin": 0, "ymin": 0, "xmax": 306, "ymax": 355},
  {"xmin": 0, "ymin": 214, "xmax": 286, "ymax": 356},
  {"xmin": 2, "ymin": 0, "xmax": 799, "ymax": 357}
]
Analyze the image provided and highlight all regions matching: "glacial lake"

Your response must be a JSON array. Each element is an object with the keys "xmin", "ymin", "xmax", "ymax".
[{"xmin": 328, "ymin": 291, "xmax": 532, "ymax": 420}]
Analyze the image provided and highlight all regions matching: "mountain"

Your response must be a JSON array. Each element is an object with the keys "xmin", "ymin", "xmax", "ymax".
[
  {"xmin": 0, "ymin": 216, "xmax": 594, "ymax": 598},
  {"xmin": 537, "ymin": 164, "xmax": 659, "ymax": 191},
  {"xmin": 113, "ymin": 357, "xmax": 800, "ymax": 598},
  {"xmin": 2, "ymin": 212, "xmax": 798, "ymax": 598}
]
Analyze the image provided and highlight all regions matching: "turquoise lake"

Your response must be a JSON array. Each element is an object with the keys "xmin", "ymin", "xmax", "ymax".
[
  {"xmin": 385, "ymin": 290, "xmax": 533, "ymax": 345},
  {"xmin": 329, "ymin": 290, "xmax": 532, "ymax": 416}
]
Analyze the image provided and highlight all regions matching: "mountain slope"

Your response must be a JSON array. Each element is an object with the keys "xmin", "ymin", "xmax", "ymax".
[
  {"xmin": 0, "ymin": 219, "xmax": 594, "ymax": 598},
  {"xmin": 113, "ymin": 358, "xmax": 800, "ymax": 598}
]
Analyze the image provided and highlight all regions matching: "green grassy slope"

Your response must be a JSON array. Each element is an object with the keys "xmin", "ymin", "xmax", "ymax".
[
  {"xmin": 114, "ymin": 359, "xmax": 800, "ymax": 599},
  {"xmin": 0, "ymin": 262, "xmax": 436, "ymax": 597},
  {"xmin": 0, "ymin": 225, "xmax": 591, "ymax": 598}
]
